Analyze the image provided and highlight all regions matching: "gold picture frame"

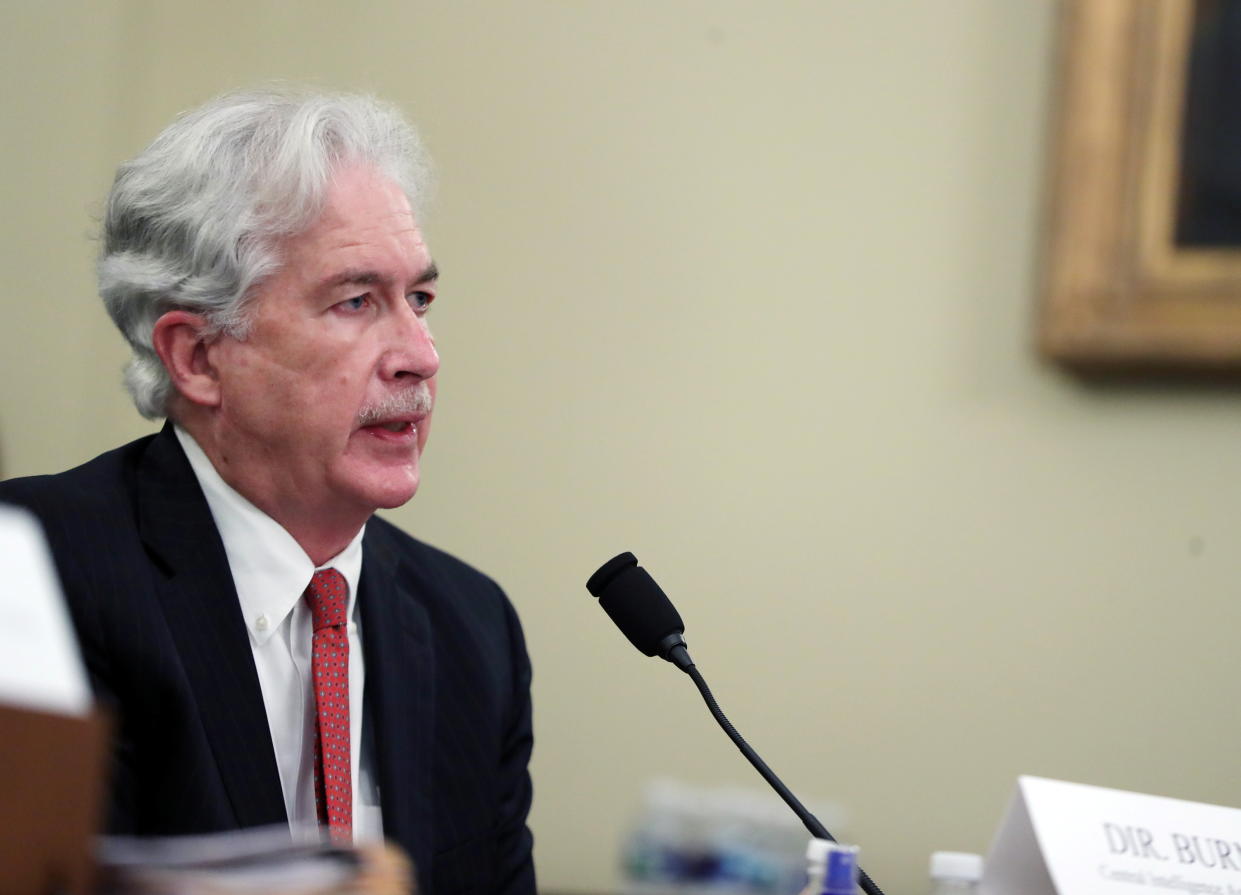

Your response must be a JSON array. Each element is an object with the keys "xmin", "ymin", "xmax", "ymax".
[{"xmin": 1041, "ymin": 0, "xmax": 1241, "ymax": 370}]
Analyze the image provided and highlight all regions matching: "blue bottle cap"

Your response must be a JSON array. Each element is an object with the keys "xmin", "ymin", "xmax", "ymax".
[{"xmin": 822, "ymin": 844, "xmax": 859, "ymax": 895}]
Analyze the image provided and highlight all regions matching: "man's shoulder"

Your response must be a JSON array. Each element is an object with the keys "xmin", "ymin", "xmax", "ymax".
[
  {"xmin": 365, "ymin": 514, "xmax": 502, "ymax": 597},
  {"xmin": 0, "ymin": 433, "xmax": 159, "ymax": 520},
  {"xmin": 362, "ymin": 516, "xmax": 528, "ymax": 638},
  {"xmin": 0, "ymin": 433, "xmax": 167, "ymax": 595}
]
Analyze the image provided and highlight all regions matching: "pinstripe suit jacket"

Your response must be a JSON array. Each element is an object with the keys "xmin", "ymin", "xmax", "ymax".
[{"xmin": 0, "ymin": 423, "xmax": 535, "ymax": 895}]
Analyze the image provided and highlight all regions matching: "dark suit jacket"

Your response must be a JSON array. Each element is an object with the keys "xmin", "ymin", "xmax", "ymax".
[{"xmin": 0, "ymin": 423, "xmax": 535, "ymax": 895}]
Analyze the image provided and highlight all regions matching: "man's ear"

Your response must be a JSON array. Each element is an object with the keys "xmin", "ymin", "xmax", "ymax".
[{"xmin": 150, "ymin": 310, "xmax": 222, "ymax": 408}]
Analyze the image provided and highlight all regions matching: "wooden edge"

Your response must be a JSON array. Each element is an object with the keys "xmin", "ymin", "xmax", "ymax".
[
  {"xmin": 0, "ymin": 704, "xmax": 111, "ymax": 895},
  {"xmin": 1040, "ymin": 0, "xmax": 1142, "ymax": 358}
]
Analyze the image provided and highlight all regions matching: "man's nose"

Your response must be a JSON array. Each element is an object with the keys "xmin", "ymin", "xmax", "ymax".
[{"xmin": 382, "ymin": 307, "xmax": 440, "ymax": 381}]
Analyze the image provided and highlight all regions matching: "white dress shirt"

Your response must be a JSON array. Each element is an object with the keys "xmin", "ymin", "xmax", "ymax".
[{"xmin": 175, "ymin": 426, "xmax": 383, "ymax": 842}]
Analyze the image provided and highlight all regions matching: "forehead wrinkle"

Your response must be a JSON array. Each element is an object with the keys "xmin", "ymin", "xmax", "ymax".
[
  {"xmin": 322, "ymin": 209, "xmax": 419, "ymax": 235},
  {"xmin": 325, "ymin": 226, "xmax": 424, "ymax": 256}
]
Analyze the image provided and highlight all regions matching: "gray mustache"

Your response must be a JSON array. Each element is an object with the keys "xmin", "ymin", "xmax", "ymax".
[{"xmin": 356, "ymin": 387, "xmax": 433, "ymax": 427}]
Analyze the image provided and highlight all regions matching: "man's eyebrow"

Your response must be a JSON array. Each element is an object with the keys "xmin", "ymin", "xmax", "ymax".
[
  {"xmin": 318, "ymin": 261, "xmax": 440, "ymax": 291},
  {"xmin": 416, "ymin": 262, "xmax": 439, "ymax": 286}
]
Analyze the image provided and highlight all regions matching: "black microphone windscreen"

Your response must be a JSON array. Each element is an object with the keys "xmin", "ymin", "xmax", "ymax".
[{"xmin": 587, "ymin": 552, "xmax": 685, "ymax": 657}]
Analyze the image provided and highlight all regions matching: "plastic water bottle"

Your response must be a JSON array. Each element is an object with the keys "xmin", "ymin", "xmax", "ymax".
[
  {"xmin": 928, "ymin": 851, "xmax": 983, "ymax": 894},
  {"xmin": 797, "ymin": 838, "xmax": 832, "ymax": 895},
  {"xmin": 798, "ymin": 839, "xmax": 859, "ymax": 895},
  {"xmin": 620, "ymin": 779, "xmax": 696, "ymax": 888},
  {"xmin": 821, "ymin": 843, "xmax": 859, "ymax": 895}
]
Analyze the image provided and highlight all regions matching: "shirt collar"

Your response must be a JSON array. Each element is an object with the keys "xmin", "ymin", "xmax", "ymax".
[{"xmin": 174, "ymin": 425, "xmax": 366, "ymax": 645}]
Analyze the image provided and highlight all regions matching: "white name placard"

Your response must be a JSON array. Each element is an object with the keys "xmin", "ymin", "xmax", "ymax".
[
  {"xmin": 0, "ymin": 506, "xmax": 90, "ymax": 716},
  {"xmin": 982, "ymin": 776, "xmax": 1241, "ymax": 895}
]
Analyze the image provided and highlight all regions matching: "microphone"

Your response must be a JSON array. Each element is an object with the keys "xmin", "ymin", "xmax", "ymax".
[
  {"xmin": 584, "ymin": 551, "xmax": 694, "ymax": 670},
  {"xmin": 586, "ymin": 552, "xmax": 885, "ymax": 895}
]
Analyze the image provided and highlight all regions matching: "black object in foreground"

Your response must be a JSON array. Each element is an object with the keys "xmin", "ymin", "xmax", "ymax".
[{"xmin": 586, "ymin": 551, "xmax": 886, "ymax": 895}]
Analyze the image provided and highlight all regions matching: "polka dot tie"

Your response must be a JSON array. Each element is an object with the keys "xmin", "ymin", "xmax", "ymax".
[{"xmin": 304, "ymin": 568, "xmax": 352, "ymax": 844}]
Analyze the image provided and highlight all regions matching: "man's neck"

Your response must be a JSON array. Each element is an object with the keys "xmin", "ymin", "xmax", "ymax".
[{"xmin": 174, "ymin": 417, "xmax": 369, "ymax": 566}]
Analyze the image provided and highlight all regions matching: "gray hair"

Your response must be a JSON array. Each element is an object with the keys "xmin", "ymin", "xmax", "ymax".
[{"xmin": 98, "ymin": 87, "xmax": 432, "ymax": 419}]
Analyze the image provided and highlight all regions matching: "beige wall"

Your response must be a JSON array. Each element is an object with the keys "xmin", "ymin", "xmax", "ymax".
[{"xmin": 7, "ymin": 2, "xmax": 1241, "ymax": 893}]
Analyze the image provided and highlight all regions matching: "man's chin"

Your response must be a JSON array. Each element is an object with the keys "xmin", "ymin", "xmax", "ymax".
[
  {"xmin": 340, "ymin": 467, "xmax": 421, "ymax": 513},
  {"xmin": 373, "ymin": 486, "xmax": 419, "ymax": 510}
]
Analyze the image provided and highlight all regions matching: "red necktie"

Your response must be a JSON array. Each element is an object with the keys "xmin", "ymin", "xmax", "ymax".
[{"xmin": 304, "ymin": 568, "xmax": 352, "ymax": 844}]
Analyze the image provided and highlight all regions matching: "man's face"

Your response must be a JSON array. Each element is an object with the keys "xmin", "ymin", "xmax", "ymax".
[{"xmin": 207, "ymin": 164, "xmax": 439, "ymax": 523}]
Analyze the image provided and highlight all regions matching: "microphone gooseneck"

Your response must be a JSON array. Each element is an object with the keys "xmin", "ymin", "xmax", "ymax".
[{"xmin": 586, "ymin": 552, "xmax": 886, "ymax": 895}]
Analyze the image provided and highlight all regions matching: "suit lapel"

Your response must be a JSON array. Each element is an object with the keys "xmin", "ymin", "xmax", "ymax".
[
  {"xmin": 136, "ymin": 424, "xmax": 287, "ymax": 829},
  {"xmin": 358, "ymin": 529, "xmax": 434, "ymax": 878}
]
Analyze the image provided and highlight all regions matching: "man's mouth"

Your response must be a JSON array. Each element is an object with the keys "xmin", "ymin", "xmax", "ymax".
[
  {"xmin": 357, "ymin": 415, "xmax": 425, "ymax": 444},
  {"xmin": 361, "ymin": 418, "xmax": 419, "ymax": 433},
  {"xmin": 356, "ymin": 389, "xmax": 434, "ymax": 435}
]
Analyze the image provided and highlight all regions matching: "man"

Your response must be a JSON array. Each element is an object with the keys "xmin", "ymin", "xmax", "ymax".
[{"xmin": 0, "ymin": 88, "xmax": 534, "ymax": 895}]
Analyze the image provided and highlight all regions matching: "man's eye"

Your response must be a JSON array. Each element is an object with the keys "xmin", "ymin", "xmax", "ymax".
[
  {"xmin": 339, "ymin": 295, "xmax": 369, "ymax": 312},
  {"xmin": 409, "ymin": 291, "xmax": 434, "ymax": 312}
]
